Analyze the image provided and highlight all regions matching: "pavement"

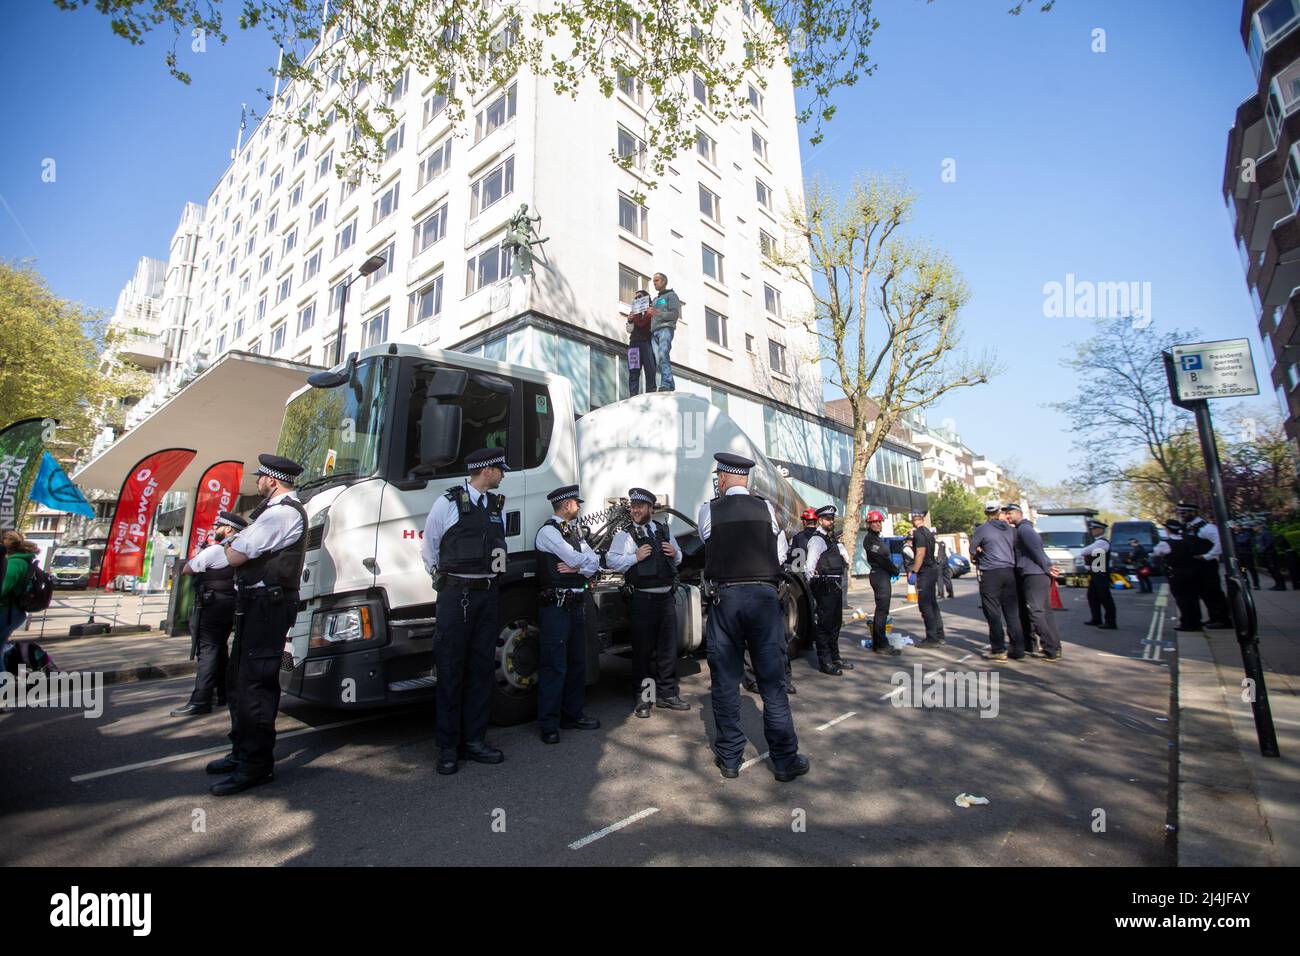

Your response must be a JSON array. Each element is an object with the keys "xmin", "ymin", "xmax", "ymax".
[
  {"xmin": 1174, "ymin": 575, "xmax": 1300, "ymax": 866},
  {"xmin": 0, "ymin": 575, "xmax": 1182, "ymax": 866}
]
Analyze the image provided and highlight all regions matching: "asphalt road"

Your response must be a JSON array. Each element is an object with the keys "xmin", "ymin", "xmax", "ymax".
[{"xmin": 0, "ymin": 577, "xmax": 1176, "ymax": 866}]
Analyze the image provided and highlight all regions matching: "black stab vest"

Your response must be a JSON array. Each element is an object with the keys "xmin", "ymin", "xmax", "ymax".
[
  {"xmin": 626, "ymin": 519, "xmax": 676, "ymax": 589},
  {"xmin": 703, "ymin": 493, "xmax": 781, "ymax": 584},
  {"xmin": 814, "ymin": 532, "xmax": 847, "ymax": 576},
  {"xmin": 787, "ymin": 527, "xmax": 817, "ymax": 570},
  {"xmin": 438, "ymin": 486, "xmax": 507, "ymax": 575},
  {"xmin": 236, "ymin": 497, "xmax": 308, "ymax": 589},
  {"xmin": 536, "ymin": 517, "xmax": 589, "ymax": 589}
]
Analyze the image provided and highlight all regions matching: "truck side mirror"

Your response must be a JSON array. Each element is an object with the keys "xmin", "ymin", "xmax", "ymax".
[
  {"xmin": 427, "ymin": 368, "xmax": 469, "ymax": 400},
  {"xmin": 417, "ymin": 402, "xmax": 462, "ymax": 472}
]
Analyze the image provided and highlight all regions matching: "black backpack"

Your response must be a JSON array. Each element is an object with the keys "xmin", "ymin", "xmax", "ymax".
[{"xmin": 17, "ymin": 561, "xmax": 54, "ymax": 614}]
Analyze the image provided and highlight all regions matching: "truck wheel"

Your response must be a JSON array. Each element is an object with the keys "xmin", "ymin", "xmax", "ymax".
[
  {"xmin": 778, "ymin": 578, "xmax": 811, "ymax": 658},
  {"xmin": 490, "ymin": 586, "xmax": 540, "ymax": 726}
]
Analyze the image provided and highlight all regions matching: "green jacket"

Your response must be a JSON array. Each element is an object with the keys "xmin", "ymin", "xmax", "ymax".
[{"xmin": 1, "ymin": 552, "xmax": 34, "ymax": 610}]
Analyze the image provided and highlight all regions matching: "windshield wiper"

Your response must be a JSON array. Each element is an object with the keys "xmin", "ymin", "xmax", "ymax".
[{"xmin": 297, "ymin": 470, "xmax": 364, "ymax": 492}]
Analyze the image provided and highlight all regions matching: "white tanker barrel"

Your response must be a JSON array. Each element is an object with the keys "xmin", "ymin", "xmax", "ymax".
[{"xmin": 574, "ymin": 392, "xmax": 809, "ymax": 539}]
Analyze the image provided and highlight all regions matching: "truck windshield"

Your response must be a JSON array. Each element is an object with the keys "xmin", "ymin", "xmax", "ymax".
[
  {"xmin": 1112, "ymin": 523, "xmax": 1155, "ymax": 547},
  {"xmin": 52, "ymin": 554, "xmax": 90, "ymax": 569},
  {"xmin": 1040, "ymin": 531, "xmax": 1090, "ymax": 549},
  {"xmin": 279, "ymin": 357, "xmax": 391, "ymax": 489}
]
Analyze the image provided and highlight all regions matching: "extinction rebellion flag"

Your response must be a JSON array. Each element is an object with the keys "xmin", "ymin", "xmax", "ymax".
[
  {"xmin": 98, "ymin": 448, "xmax": 196, "ymax": 587},
  {"xmin": 0, "ymin": 418, "xmax": 50, "ymax": 531},
  {"xmin": 29, "ymin": 450, "xmax": 95, "ymax": 518},
  {"xmin": 187, "ymin": 460, "xmax": 243, "ymax": 558}
]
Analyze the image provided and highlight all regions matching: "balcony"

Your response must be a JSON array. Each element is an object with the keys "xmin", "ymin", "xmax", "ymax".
[
  {"xmin": 117, "ymin": 334, "xmax": 167, "ymax": 370},
  {"xmin": 1255, "ymin": 211, "xmax": 1300, "ymax": 311}
]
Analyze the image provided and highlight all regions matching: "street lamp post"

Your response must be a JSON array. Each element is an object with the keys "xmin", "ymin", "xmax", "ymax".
[{"xmin": 331, "ymin": 253, "xmax": 388, "ymax": 366}]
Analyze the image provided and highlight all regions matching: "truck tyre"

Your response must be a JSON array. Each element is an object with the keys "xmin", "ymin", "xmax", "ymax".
[
  {"xmin": 778, "ymin": 576, "xmax": 812, "ymax": 658},
  {"xmin": 490, "ymin": 586, "xmax": 541, "ymax": 726}
]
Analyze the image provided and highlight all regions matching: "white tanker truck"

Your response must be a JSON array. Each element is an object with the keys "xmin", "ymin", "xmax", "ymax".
[{"xmin": 274, "ymin": 341, "xmax": 815, "ymax": 725}]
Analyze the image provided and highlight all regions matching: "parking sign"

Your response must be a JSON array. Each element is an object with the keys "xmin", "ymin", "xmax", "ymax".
[{"xmin": 1170, "ymin": 338, "xmax": 1258, "ymax": 401}]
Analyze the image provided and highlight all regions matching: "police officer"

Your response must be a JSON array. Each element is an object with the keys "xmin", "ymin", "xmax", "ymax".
[
  {"xmin": 206, "ymin": 454, "xmax": 307, "ymax": 795},
  {"xmin": 607, "ymin": 487, "xmax": 690, "ymax": 718},
  {"xmin": 172, "ymin": 511, "xmax": 247, "ymax": 717},
  {"xmin": 909, "ymin": 510, "xmax": 946, "ymax": 646},
  {"xmin": 699, "ymin": 452, "xmax": 807, "ymax": 782},
  {"xmin": 421, "ymin": 447, "xmax": 509, "ymax": 775},
  {"xmin": 1154, "ymin": 519, "xmax": 1203, "ymax": 631},
  {"xmin": 862, "ymin": 510, "xmax": 900, "ymax": 655},
  {"xmin": 971, "ymin": 503, "xmax": 1024, "ymax": 659},
  {"xmin": 1175, "ymin": 502, "xmax": 1232, "ymax": 629},
  {"xmin": 1004, "ymin": 504, "xmax": 1063, "ymax": 662},
  {"xmin": 535, "ymin": 485, "xmax": 602, "ymax": 743},
  {"xmin": 1080, "ymin": 519, "xmax": 1117, "ymax": 630},
  {"xmin": 786, "ymin": 508, "xmax": 819, "ymax": 570},
  {"xmin": 937, "ymin": 540, "xmax": 955, "ymax": 599},
  {"xmin": 804, "ymin": 504, "xmax": 851, "ymax": 674}
]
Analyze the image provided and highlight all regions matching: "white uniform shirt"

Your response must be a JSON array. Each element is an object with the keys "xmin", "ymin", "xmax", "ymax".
[
  {"xmin": 608, "ymin": 519, "xmax": 683, "ymax": 593},
  {"xmin": 536, "ymin": 519, "xmax": 600, "ymax": 591},
  {"xmin": 421, "ymin": 481, "xmax": 497, "ymax": 577},
  {"xmin": 186, "ymin": 541, "xmax": 230, "ymax": 573},
  {"xmin": 228, "ymin": 491, "xmax": 304, "ymax": 587},
  {"xmin": 1188, "ymin": 519, "xmax": 1222, "ymax": 560},
  {"xmin": 695, "ymin": 485, "xmax": 788, "ymax": 563},
  {"xmin": 1152, "ymin": 540, "xmax": 1171, "ymax": 557},
  {"xmin": 1080, "ymin": 535, "xmax": 1110, "ymax": 572},
  {"xmin": 803, "ymin": 531, "xmax": 850, "ymax": 583}
]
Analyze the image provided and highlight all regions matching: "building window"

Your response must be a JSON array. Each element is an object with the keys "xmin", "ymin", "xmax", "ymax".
[
  {"xmin": 409, "ymin": 274, "xmax": 444, "ymax": 327},
  {"xmin": 470, "ymin": 156, "xmax": 515, "ymax": 218},
  {"xmin": 316, "ymin": 150, "xmax": 333, "ymax": 183},
  {"xmin": 696, "ymin": 128, "xmax": 717, "ymax": 165},
  {"xmin": 217, "ymin": 331, "xmax": 226, "ymax": 352},
  {"xmin": 699, "ymin": 183, "xmax": 721, "ymax": 222},
  {"xmin": 617, "ymin": 70, "xmax": 643, "ymax": 106},
  {"xmin": 747, "ymin": 83, "xmax": 764, "ymax": 115},
  {"xmin": 386, "ymin": 67, "xmax": 410, "ymax": 105},
  {"xmin": 619, "ymin": 264, "xmax": 650, "ymax": 305},
  {"xmin": 249, "ymin": 193, "xmax": 262, "ymax": 216},
  {"xmin": 283, "ymin": 228, "xmax": 298, "ymax": 255},
  {"xmin": 234, "ymin": 313, "xmax": 245, "ymax": 339},
  {"xmin": 232, "ymin": 217, "xmax": 242, "ymax": 238},
  {"xmin": 298, "ymin": 300, "xmax": 316, "ymax": 334},
  {"xmin": 759, "ymin": 229, "xmax": 777, "ymax": 260},
  {"xmin": 617, "ymin": 126, "xmax": 647, "ymax": 170},
  {"xmin": 423, "ymin": 80, "xmax": 454, "ymax": 127},
  {"xmin": 705, "ymin": 307, "xmax": 728, "ymax": 348},
  {"xmin": 768, "ymin": 339, "xmax": 788, "ymax": 374},
  {"xmin": 365, "ymin": 242, "xmax": 395, "ymax": 287},
  {"xmin": 260, "ymin": 251, "xmax": 273, "ymax": 277},
  {"xmin": 466, "ymin": 241, "xmax": 510, "ymax": 293},
  {"xmin": 373, "ymin": 181, "xmax": 400, "ymax": 225},
  {"xmin": 702, "ymin": 243, "xmax": 724, "ymax": 282},
  {"xmin": 255, "ymin": 295, "xmax": 267, "ymax": 323},
  {"xmin": 590, "ymin": 348, "xmax": 620, "ymax": 409},
  {"xmin": 276, "ymin": 273, "xmax": 293, "ymax": 304},
  {"xmin": 382, "ymin": 124, "xmax": 405, "ymax": 163},
  {"xmin": 239, "ymin": 272, "xmax": 251, "ymax": 296},
  {"xmin": 245, "ymin": 231, "xmax": 257, "ymax": 257},
  {"xmin": 414, "ymin": 203, "xmax": 448, "ymax": 254},
  {"xmin": 271, "ymin": 322, "xmax": 286, "ymax": 353},
  {"xmin": 309, "ymin": 198, "xmax": 329, "ymax": 231},
  {"xmin": 618, "ymin": 193, "xmax": 648, "ymax": 240},
  {"xmin": 475, "ymin": 83, "xmax": 517, "ymax": 142},
  {"xmin": 745, "ymin": 333, "xmax": 755, "ymax": 353},
  {"xmin": 693, "ymin": 73, "xmax": 710, "ymax": 108},
  {"xmin": 340, "ymin": 176, "xmax": 360, "ymax": 202},
  {"xmin": 329, "ymin": 278, "xmax": 347, "ymax": 315},
  {"xmin": 752, "ymin": 130, "xmax": 768, "ymax": 162},
  {"xmin": 764, "ymin": 283, "xmax": 781, "ymax": 317},
  {"xmin": 480, "ymin": 18, "xmax": 520, "ymax": 70},
  {"xmin": 335, "ymin": 217, "xmax": 358, "ymax": 256},
  {"xmin": 755, "ymin": 178, "xmax": 773, "ymax": 210},
  {"xmin": 270, "ymin": 167, "xmax": 283, "ymax": 193},
  {"xmin": 711, "ymin": 387, "xmax": 730, "ymax": 413},
  {"xmin": 418, "ymin": 136, "xmax": 452, "ymax": 187},
  {"xmin": 288, "ymin": 180, "xmax": 304, "ymax": 208},
  {"xmin": 362, "ymin": 308, "xmax": 389, "ymax": 347},
  {"xmin": 303, "ymin": 248, "xmax": 322, "ymax": 282},
  {"xmin": 227, "ymin": 255, "xmax": 236, "ymax": 276}
]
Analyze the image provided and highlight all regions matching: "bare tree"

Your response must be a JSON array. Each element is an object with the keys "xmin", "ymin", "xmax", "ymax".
[{"xmin": 770, "ymin": 175, "xmax": 996, "ymax": 548}]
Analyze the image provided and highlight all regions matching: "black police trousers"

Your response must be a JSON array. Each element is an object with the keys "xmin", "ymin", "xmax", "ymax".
[
  {"xmin": 227, "ymin": 588, "xmax": 297, "ymax": 776},
  {"xmin": 979, "ymin": 567, "xmax": 1023, "ymax": 654},
  {"xmin": 868, "ymin": 570, "xmax": 893, "ymax": 649},
  {"xmin": 190, "ymin": 592, "xmax": 234, "ymax": 706},
  {"xmin": 1018, "ymin": 573, "xmax": 1061, "ymax": 655},
  {"xmin": 1195, "ymin": 560, "xmax": 1230, "ymax": 623},
  {"xmin": 1086, "ymin": 572, "xmax": 1116, "ymax": 626},
  {"xmin": 811, "ymin": 578, "xmax": 844, "ymax": 667},
  {"xmin": 1170, "ymin": 569, "xmax": 1202, "ymax": 628},
  {"xmin": 434, "ymin": 580, "xmax": 498, "ymax": 750},
  {"xmin": 916, "ymin": 565, "xmax": 945, "ymax": 641},
  {"xmin": 631, "ymin": 589, "xmax": 678, "ymax": 700}
]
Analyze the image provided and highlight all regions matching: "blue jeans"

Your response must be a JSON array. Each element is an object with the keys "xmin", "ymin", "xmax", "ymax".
[
  {"xmin": 538, "ymin": 601, "xmax": 587, "ymax": 732},
  {"xmin": 705, "ymin": 584, "xmax": 798, "ymax": 770},
  {"xmin": 0, "ymin": 608, "xmax": 27, "ymax": 641},
  {"xmin": 651, "ymin": 327, "xmax": 675, "ymax": 391}
]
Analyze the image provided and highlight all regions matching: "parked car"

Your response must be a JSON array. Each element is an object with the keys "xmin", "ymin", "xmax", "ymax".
[
  {"xmin": 1111, "ymin": 520, "xmax": 1162, "ymax": 576},
  {"xmin": 947, "ymin": 552, "xmax": 971, "ymax": 577}
]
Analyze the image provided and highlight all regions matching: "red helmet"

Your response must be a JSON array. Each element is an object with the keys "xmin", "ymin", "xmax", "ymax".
[
  {"xmin": 866, "ymin": 510, "xmax": 885, "ymax": 523},
  {"xmin": 800, "ymin": 507, "xmax": 817, "ymax": 522}
]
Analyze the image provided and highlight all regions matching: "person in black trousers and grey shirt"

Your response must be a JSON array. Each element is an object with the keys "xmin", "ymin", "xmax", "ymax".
[
  {"xmin": 1005, "ymin": 504, "xmax": 1062, "ymax": 662},
  {"xmin": 908, "ymin": 510, "xmax": 945, "ymax": 646},
  {"xmin": 971, "ymin": 505, "xmax": 1025, "ymax": 660}
]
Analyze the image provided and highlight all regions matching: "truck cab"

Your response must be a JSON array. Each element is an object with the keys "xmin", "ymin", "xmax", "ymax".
[
  {"xmin": 274, "ymin": 342, "xmax": 814, "ymax": 726},
  {"xmin": 1034, "ymin": 508, "xmax": 1099, "ymax": 585}
]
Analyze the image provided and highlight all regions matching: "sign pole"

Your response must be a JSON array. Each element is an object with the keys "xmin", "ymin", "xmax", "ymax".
[{"xmin": 1164, "ymin": 349, "xmax": 1279, "ymax": 757}]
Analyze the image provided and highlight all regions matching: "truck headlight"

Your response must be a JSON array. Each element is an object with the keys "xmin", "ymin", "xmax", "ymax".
[{"xmin": 309, "ymin": 606, "xmax": 373, "ymax": 648}]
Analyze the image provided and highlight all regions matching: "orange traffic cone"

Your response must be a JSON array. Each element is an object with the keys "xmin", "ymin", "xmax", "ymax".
[{"xmin": 1049, "ymin": 577, "xmax": 1065, "ymax": 610}]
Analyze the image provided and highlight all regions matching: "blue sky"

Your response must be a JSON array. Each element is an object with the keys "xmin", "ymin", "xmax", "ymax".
[{"xmin": 0, "ymin": 0, "xmax": 1267, "ymax": 490}]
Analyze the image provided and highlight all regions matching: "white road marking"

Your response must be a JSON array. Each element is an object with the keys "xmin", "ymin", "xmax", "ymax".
[
  {"xmin": 568, "ymin": 807, "xmax": 660, "ymax": 850},
  {"xmin": 740, "ymin": 751, "xmax": 771, "ymax": 770},
  {"xmin": 880, "ymin": 668, "xmax": 946, "ymax": 700},
  {"xmin": 955, "ymin": 654, "xmax": 973, "ymax": 663},
  {"xmin": 816, "ymin": 711, "xmax": 857, "ymax": 731},
  {"xmin": 70, "ymin": 710, "xmax": 414, "ymax": 782}
]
